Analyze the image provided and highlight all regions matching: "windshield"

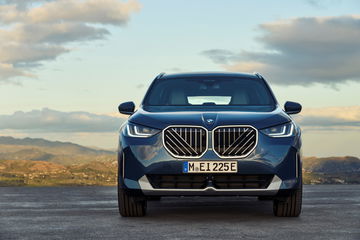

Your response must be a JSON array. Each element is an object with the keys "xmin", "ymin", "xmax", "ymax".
[{"xmin": 143, "ymin": 77, "xmax": 276, "ymax": 107}]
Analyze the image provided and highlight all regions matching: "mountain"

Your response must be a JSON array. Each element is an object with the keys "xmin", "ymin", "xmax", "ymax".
[
  {"xmin": 0, "ymin": 136, "xmax": 114, "ymax": 155},
  {"xmin": 303, "ymin": 156, "xmax": 360, "ymax": 173},
  {"xmin": 302, "ymin": 156, "xmax": 360, "ymax": 184},
  {"xmin": 0, "ymin": 136, "xmax": 118, "ymax": 186},
  {"xmin": 0, "ymin": 136, "xmax": 116, "ymax": 165},
  {"xmin": 0, "ymin": 136, "xmax": 359, "ymax": 186},
  {"xmin": 0, "ymin": 148, "xmax": 55, "ymax": 161}
]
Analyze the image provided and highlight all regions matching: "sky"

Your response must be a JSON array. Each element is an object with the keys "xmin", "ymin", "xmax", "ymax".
[{"xmin": 0, "ymin": 0, "xmax": 359, "ymax": 157}]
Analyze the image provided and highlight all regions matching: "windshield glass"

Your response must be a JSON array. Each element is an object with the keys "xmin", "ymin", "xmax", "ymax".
[{"xmin": 143, "ymin": 77, "xmax": 276, "ymax": 107}]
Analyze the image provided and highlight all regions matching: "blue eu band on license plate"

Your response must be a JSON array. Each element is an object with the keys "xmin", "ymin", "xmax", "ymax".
[{"xmin": 183, "ymin": 161, "xmax": 189, "ymax": 173}]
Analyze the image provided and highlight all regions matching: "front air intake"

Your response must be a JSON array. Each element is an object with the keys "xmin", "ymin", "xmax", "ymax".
[
  {"xmin": 163, "ymin": 126, "xmax": 207, "ymax": 158},
  {"xmin": 213, "ymin": 126, "xmax": 257, "ymax": 158},
  {"xmin": 146, "ymin": 174, "xmax": 273, "ymax": 189}
]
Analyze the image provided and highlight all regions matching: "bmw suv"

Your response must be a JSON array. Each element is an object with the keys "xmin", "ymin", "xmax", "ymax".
[{"xmin": 117, "ymin": 72, "xmax": 302, "ymax": 217}]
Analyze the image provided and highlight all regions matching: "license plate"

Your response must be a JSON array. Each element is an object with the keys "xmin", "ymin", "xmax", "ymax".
[{"xmin": 183, "ymin": 161, "xmax": 237, "ymax": 173}]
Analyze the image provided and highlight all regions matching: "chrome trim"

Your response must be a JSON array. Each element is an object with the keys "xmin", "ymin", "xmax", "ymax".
[
  {"xmin": 162, "ymin": 125, "xmax": 208, "ymax": 159},
  {"xmin": 138, "ymin": 175, "xmax": 282, "ymax": 195},
  {"xmin": 122, "ymin": 152, "xmax": 125, "ymax": 179},
  {"xmin": 296, "ymin": 154, "xmax": 299, "ymax": 178},
  {"xmin": 155, "ymin": 72, "xmax": 166, "ymax": 79},
  {"xmin": 211, "ymin": 125, "xmax": 258, "ymax": 159}
]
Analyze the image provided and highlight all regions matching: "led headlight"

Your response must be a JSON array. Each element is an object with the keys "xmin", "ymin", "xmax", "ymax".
[
  {"xmin": 125, "ymin": 122, "xmax": 160, "ymax": 138},
  {"xmin": 261, "ymin": 122, "xmax": 295, "ymax": 137}
]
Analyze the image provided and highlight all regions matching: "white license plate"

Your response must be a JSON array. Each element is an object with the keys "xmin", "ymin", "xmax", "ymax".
[{"xmin": 183, "ymin": 161, "xmax": 237, "ymax": 173}]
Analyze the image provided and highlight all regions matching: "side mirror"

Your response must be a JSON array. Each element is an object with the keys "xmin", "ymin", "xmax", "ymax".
[
  {"xmin": 118, "ymin": 101, "xmax": 135, "ymax": 115},
  {"xmin": 284, "ymin": 101, "xmax": 302, "ymax": 114}
]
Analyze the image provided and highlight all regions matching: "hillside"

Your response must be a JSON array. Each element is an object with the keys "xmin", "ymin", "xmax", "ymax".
[
  {"xmin": 302, "ymin": 156, "xmax": 360, "ymax": 184},
  {"xmin": 0, "ymin": 160, "xmax": 117, "ymax": 186},
  {"xmin": 0, "ymin": 136, "xmax": 116, "ymax": 165},
  {"xmin": 0, "ymin": 136, "xmax": 359, "ymax": 186},
  {"xmin": 303, "ymin": 156, "xmax": 360, "ymax": 173},
  {"xmin": 0, "ymin": 136, "xmax": 118, "ymax": 186},
  {"xmin": 0, "ymin": 136, "xmax": 114, "ymax": 155}
]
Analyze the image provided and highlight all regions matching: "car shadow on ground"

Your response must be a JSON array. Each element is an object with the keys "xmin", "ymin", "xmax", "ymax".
[{"xmin": 142, "ymin": 196, "xmax": 294, "ymax": 221}]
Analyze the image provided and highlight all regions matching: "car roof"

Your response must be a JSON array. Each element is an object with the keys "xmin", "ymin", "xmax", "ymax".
[{"xmin": 158, "ymin": 72, "xmax": 261, "ymax": 80}]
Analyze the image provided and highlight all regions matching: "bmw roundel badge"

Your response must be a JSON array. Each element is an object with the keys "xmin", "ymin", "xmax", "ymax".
[{"xmin": 206, "ymin": 119, "xmax": 214, "ymax": 124}]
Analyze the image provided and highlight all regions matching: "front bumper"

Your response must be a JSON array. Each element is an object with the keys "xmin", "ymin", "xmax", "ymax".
[
  {"xmin": 118, "ymin": 130, "xmax": 302, "ymax": 197},
  {"xmin": 138, "ymin": 174, "xmax": 282, "ymax": 196}
]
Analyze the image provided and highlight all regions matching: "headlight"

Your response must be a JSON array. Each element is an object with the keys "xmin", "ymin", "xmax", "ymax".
[
  {"xmin": 125, "ymin": 122, "xmax": 160, "ymax": 138},
  {"xmin": 261, "ymin": 122, "xmax": 295, "ymax": 137}
]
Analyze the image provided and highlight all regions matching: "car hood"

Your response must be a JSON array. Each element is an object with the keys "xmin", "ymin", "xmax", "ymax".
[{"xmin": 129, "ymin": 105, "xmax": 291, "ymax": 130}]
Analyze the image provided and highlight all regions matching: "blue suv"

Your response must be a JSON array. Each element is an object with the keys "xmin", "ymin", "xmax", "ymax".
[{"xmin": 117, "ymin": 72, "xmax": 302, "ymax": 217}]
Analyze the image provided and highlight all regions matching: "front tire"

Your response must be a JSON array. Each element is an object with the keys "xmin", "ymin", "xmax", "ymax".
[
  {"xmin": 118, "ymin": 188, "xmax": 147, "ymax": 217},
  {"xmin": 117, "ymin": 153, "xmax": 146, "ymax": 217},
  {"xmin": 273, "ymin": 183, "xmax": 302, "ymax": 217}
]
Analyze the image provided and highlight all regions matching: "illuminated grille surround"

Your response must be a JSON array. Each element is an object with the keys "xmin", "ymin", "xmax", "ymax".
[{"xmin": 162, "ymin": 125, "xmax": 258, "ymax": 159}]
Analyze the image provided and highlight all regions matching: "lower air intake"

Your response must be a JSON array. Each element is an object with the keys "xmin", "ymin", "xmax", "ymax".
[{"xmin": 147, "ymin": 174, "xmax": 274, "ymax": 189}]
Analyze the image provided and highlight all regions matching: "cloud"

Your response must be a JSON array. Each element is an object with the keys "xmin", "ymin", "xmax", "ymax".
[
  {"xmin": 305, "ymin": 0, "xmax": 342, "ymax": 9},
  {"xmin": 0, "ymin": 0, "xmax": 141, "ymax": 83},
  {"xmin": 0, "ymin": 1, "xmax": 51, "ymax": 10},
  {"xmin": 0, "ymin": 0, "xmax": 140, "ymax": 24},
  {"xmin": 202, "ymin": 15, "xmax": 360, "ymax": 86},
  {"xmin": 1, "ymin": 106, "xmax": 359, "ymax": 133},
  {"xmin": 294, "ymin": 106, "xmax": 360, "ymax": 129},
  {"xmin": 136, "ymin": 83, "xmax": 144, "ymax": 89},
  {"xmin": 166, "ymin": 67, "xmax": 188, "ymax": 73},
  {"xmin": 0, "ymin": 108, "xmax": 125, "ymax": 132},
  {"xmin": 201, "ymin": 49, "xmax": 236, "ymax": 64},
  {"xmin": 0, "ymin": 63, "xmax": 35, "ymax": 81}
]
